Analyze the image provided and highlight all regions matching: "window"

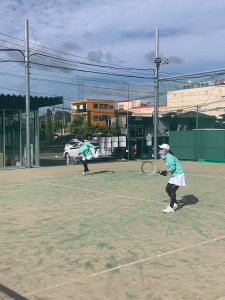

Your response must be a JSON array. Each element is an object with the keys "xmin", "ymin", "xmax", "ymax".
[
  {"xmin": 104, "ymin": 104, "xmax": 109, "ymax": 109},
  {"xmin": 93, "ymin": 103, "xmax": 98, "ymax": 109},
  {"xmin": 100, "ymin": 115, "xmax": 109, "ymax": 121},
  {"xmin": 99, "ymin": 104, "xmax": 104, "ymax": 109},
  {"xmin": 109, "ymin": 105, "xmax": 113, "ymax": 109}
]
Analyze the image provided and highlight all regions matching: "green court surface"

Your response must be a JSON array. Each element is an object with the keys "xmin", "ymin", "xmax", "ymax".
[{"xmin": 0, "ymin": 160, "xmax": 224, "ymax": 300}]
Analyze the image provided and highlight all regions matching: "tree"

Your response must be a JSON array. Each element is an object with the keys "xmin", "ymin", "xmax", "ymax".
[
  {"xmin": 69, "ymin": 115, "xmax": 84, "ymax": 137},
  {"xmin": 109, "ymin": 124, "xmax": 121, "ymax": 136}
]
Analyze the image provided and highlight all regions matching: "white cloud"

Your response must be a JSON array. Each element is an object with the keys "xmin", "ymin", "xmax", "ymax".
[
  {"xmin": 1, "ymin": 0, "xmax": 225, "ymax": 67},
  {"xmin": 1, "ymin": 0, "xmax": 225, "ymax": 101}
]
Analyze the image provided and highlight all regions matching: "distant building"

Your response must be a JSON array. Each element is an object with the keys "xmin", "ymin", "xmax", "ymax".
[
  {"xmin": 131, "ymin": 104, "xmax": 167, "ymax": 116},
  {"xmin": 117, "ymin": 99, "xmax": 167, "ymax": 117},
  {"xmin": 118, "ymin": 99, "xmax": 150, "ymax": 111},
  {"xmin": 161, "ymin": 83, "xmax": 225, "ymax": 118},
  {"xmin": 70, "ymin": 99, "xmax": 115, "ymax": 127}
]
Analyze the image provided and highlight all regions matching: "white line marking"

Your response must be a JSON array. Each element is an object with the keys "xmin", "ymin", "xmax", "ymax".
[
  {"xmin": 186, "ymin": 207, "xmax": 225, "ymax": 216},
  {"xmin": 23, "ymin": 235, "xmax": 225, "ymax": 297},
  {"xmin": 89, "ymin": 235, "xmax": 225, "ymax": 277},
  {"xmin": 0, "ymin": 170, "xmax": 225, "ymax": 187},
  {"xmin": 45, "ymin": 183, "xmax": 160, "ymax": 204},
  {"xmin": 46, "ymin": 183, "xmax": 225, "ymax": 216},
  {"xmin": 0, "ymin": 180, "xmax": 224, "ymax": 217},
  {"xmin": 0, "ymin": 195, "xmax": 116, "ymax": 216},
  {"xmin": 186, "ymin": 173, "xmax": 225, "ymax": 179}
]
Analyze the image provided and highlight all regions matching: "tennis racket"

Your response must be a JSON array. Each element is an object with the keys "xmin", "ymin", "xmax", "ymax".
[
  {"xmin": 141, "ymin": 161, "xmax": 159, "ymax": 175},
  {"xmin": 67, "ymin": 154, "xmax": 82, "ymax": 165}
]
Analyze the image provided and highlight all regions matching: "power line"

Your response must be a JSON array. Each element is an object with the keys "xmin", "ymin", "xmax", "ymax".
[
  {"xmin": 0, "ymin": 32, "xmax": 154, "ymax": 72},
  {"xmin": 29, "ymin": 76, "xmax": 154, "ymax": 93},
  {"xmin": 160, "ymin": 68, "xmax": 225, "ymax": 81},
  {"xmin": 31, "ymin": 52, "xmax": 154, "ymax": 73},
  {"xmin": 29, "ymin": 61, "xmax": 154, "ymax": 79}
]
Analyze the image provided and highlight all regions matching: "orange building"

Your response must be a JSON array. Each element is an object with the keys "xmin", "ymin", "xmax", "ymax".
[{"xmin": 70, "ymin": 99, "xmax": 115, "ymax": 126}]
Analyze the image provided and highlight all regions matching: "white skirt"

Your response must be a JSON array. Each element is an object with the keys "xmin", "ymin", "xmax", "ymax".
[
  {"xmin": 82, "ymin": 155, "xmax": 93, "ymax": 161},
  {"xmin": 168, "ymin": 173, "xmax": 187, "ymax": 187}
]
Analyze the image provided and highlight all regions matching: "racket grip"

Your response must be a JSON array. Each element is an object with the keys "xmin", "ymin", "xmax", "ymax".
[{"xmin": 159, "ymin": 170, "xmax": 168, "ymax": 176}]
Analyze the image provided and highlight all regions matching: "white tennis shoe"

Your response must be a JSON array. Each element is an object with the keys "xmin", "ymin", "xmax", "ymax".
[
  {"xmin": 163, "ymin": 205, "xmax": 174, "ymax": 213},
  {"xmin": 173, "ymin": 203, "xmax": 178, "ymax": 210}
]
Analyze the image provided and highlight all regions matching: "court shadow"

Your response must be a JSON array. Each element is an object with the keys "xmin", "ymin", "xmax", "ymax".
[
  {"xmin": 88, "ymin": 170, "xmax": 115, "ymax": 175},
  {"xmin": 177, "ymin": 194, "xmax": 199, "ymax": 210}
]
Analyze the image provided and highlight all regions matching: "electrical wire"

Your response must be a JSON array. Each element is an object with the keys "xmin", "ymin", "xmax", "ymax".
[
  {"xmin": 0, "ymin": 32, "xmax": 153, "ymax": 71},
  {"xmin": 29, "ymin": 61, "xmax": 154, "ymax": 79}
]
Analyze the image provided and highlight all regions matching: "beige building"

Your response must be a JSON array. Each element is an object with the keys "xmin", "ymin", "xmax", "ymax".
[
  {"xmin": 118, "ymin": 85, "xmax": 225, "ymax": 118},
  {"xmin": 118, "ymin": 100, "xmax": 158, "ymax": 116},
  {"xmin": 160, "ymin": 85, "xmax": 225, "ymax": 117},
  {"xmin": 118, "ymin": 100, "xmax": 151, "ymax": 111}
]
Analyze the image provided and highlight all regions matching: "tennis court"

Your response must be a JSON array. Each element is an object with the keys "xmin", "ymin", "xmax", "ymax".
[{"xmin": 0, "ymin": 160, "xmax": 224, "ymax": 300}]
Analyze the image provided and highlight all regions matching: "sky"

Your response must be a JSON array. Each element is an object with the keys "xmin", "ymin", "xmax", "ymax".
[{"xmin": 1, "ymin": 0, "xmax": 225, "ymax": 107}]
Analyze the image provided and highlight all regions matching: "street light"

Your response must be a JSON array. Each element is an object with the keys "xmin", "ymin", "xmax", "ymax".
[{"xmin": 153, "ymin": 29, "xmax": 169, "ymax": 159}]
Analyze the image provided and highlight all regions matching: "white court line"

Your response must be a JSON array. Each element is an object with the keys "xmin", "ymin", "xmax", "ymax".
[
  {"xmin": 23, "ymin": 234, "xmax": 225, "ymax": 297},
  {"xmin": 186, "ymin": 207, "xmax": 225, "ymax": 216},
  {"xmin": 0, "ymin": 195, "xmax": 116, "ymax": 216},
  {"xmin": 46, "ymin": 182, "xmax": 225, "ymax": 217},
  {"xmin": 1, "ymin": 191, "xmax": 225, "ymax": 217},
  {"xmin": 45, "ymin": 182, "xmax": 159, "ymax": 204},
  {"xmin": 106, "ymin": 170, "xmax": 225, "ymax": 179},
  {"xmin": 0, "ymin": 170, "xmax": 224, "ymax": 187},
  {"xmin": 0, "ymin": 180, "xmax": 224, "ymax": 217},
  {"xmin": 89, "ymin": 234, "xmax": 225, "ymax": 277},
  {"xmin": 186, "ymin": 173, "xmax": 225, "ymax": 179}
]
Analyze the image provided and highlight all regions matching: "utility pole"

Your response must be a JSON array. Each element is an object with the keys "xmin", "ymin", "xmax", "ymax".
[
  {"xmin": 24, "ymin": 19, "xmax": 31, "ymax": 167},
  {"xmin": 127, "ymin": 83, "xmax": 130, "ymax": 160},
  {"xmin": 153, "ymin": 29, "xmax": 169, "ymax": 159},
  {"xmin": 154, "ymin": 29, "xmax": 160, "ymax": 159}
]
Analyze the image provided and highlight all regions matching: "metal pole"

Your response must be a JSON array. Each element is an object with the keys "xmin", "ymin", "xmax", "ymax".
[
  {"xmin": 24, "ymin": 19, "xmax": 31, "ymax": 167},
  {"xmin": 3, "ymin": 109, "xmax": 5, "ymax": 167},
  {"xmin": 196, "ymin": 105, "xmax": 199, "ymax": 129},
  {"xmin": 127, "ymin": 83, "xmax": 130, "ymax": 160},
  {"xmin": 19, "ymin": 110, "xmax": 22, "ymax": 164},
  {"xmin": 62, "ymin": 102, "xmax": 65, "ymax": 135},
  {"xmin": 154, "ymin": 29, "xmax": 160, "ymax": 159},
  {"xmin": 34, "ymin": 110, "xmax": 40, "ymax": 166}
]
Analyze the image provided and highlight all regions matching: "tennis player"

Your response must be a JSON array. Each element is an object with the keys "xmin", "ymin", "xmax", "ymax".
[
  {"xmin": 159, "ymin": 144, "xmax": 186, "ymax": 213},
  {"xmin": 78, "ymin": 139, "xmax": 96, "ymax": 175}
]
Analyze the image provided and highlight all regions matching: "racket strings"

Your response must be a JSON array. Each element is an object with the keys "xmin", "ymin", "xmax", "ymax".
[{"xmin": 141, "ymin": 161, "xmax": 157, "ymax": 175}]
